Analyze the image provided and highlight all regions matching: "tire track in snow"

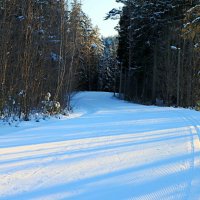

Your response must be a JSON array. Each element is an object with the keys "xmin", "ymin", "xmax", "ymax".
[
  {"xmin": 1, "ymin": 92, "xmax": 200, "ymax": 200},
  {"xmin": 176, "ymin": 109, "xmax": 200, "ymax": 200},
  {"xmin": 127, "ymin": 110, "xmax": 195, "ymax": 200},
  {"xmin": 180, "ymin": 112, "xmax": 200, "ymax": 200}
]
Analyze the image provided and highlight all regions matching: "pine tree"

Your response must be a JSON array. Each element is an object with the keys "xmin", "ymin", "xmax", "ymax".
[
  {"xmin": 116, "ymin": 0, "xmax": 199, "ymax": 106},
  {"xmin": 99, "ymin": 37, "xmax": 119, "ymax": 92}
]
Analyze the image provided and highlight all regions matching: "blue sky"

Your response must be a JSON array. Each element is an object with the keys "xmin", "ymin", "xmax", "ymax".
[{"xmin": 81, "ymin": 0, "xmax": 122, "ymax": 37}]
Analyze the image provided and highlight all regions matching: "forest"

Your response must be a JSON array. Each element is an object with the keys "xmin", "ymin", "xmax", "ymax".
[
  {"xmin": 2, "ymin": 1, "xmax": 200, "ymax": 199},
  {"xmin": 0, "ymin": 0, "xmax": 118, "ymax": 121},
  {"xmin": 115, "ymin": 0, "xmax": 200, "ymax": 107},
  {"xmin": 1, "ymin": 0, "xmax": 200, "ymax": 121}
]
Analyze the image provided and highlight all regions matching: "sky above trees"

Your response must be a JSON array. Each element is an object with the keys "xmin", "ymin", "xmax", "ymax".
[{"xmin": 82, "ymin": 0, "xmax": 122, "ymax": 37}]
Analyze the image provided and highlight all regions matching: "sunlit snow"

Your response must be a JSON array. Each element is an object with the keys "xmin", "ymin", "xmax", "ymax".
[{"xmin": 0, "ymin": 92, "xmax": 200, "ymax": 200}]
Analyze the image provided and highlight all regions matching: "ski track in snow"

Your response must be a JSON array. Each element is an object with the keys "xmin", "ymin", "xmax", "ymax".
[{"xmin": 0, "ymin": 92, "xmax": 200, "ymax": 200}]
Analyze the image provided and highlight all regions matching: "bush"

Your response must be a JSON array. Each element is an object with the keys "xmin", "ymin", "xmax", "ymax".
[
  {"xmin": 195, "ymin": 100, "xmax": 200, "ymax": 111},
  {"xmin": 42, "ymin": 92, "xmax": 61, "ymax": 115}
]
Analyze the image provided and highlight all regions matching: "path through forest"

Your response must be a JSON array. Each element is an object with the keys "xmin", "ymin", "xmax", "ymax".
[{"xmin": 0, "ymin": 92, "xmax": 200, "ymax": 200}]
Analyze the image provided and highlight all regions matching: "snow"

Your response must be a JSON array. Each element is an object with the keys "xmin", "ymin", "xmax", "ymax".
[
  {"xmin": 0, "ymin": 92, "xmax": 200, "ymax": 200},
  {"xmin": 91, "ymin": 43, "xmax": 97, "ymax": 48},
  {"xmin": 187, "ymin": 5, "xmax": 200, "ymax": 13},
  {"xmin": 16, "ymin": 16, "xmax": 25, "ymax": 21},
  {"xmin": 171, "ymin": 46, "xmax": 180, "ymax": 51},
  {"xmin": 50, "ymin": 52, "xmax": 61, "ymax": 61},
  {"xmin": 192, "ymin": 17, "xmax": 200, "ymax": 24}
]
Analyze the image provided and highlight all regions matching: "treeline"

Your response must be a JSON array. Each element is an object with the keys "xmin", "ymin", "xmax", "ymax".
[
  {"xmin": 0, "ymin": 0, "xmax": 117, "ymax": 121},
  {"xmin": 114, "ymin": 0, "xmax": 200, "ymax": 107}
]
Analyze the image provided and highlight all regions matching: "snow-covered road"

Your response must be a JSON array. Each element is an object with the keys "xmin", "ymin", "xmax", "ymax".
[{"xmin": 0, "ymin": 92, "xmax": 200, "ymax": 200}]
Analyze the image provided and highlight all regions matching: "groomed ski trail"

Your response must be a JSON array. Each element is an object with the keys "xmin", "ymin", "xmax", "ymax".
[{"xmin": 0, "ymin": 92, "xmax": 200, "ymax": 200}]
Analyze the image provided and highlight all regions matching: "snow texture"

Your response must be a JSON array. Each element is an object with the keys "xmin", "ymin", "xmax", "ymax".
[
  {"xmin": 171, "ymin": 46, "xmax": 180, "ymax": 51},
  {"xmin": 0, "ymin": 92, "xmax": 200, "ymax": 200}
]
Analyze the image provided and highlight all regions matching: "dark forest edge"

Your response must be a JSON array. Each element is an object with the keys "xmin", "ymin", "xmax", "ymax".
[
  {"xmin": 1, "ymin": 0, "xmax": 200, "ymax": 123},
  {"xmin": 113, "ymin": 0, "xmax": 200, "ymax": 109},
  {"xmin": 0, "ymin": 0, "xmax": 118, "ymax": 122}
]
